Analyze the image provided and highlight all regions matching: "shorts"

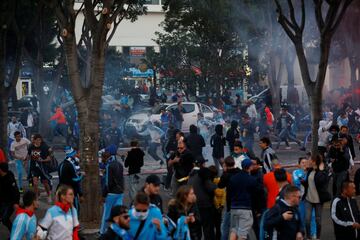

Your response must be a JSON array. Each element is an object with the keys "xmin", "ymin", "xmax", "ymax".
[
  {"xmin": 30, "ymin": 162, "xmax": 51, "ymax": 182},
  {"xmin": 230, "ymin": 209, "xmax": 253, "ymax": 238}
]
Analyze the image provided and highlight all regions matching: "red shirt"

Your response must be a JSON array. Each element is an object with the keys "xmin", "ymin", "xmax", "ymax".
[
  {"xmin": 50, "ymin": 108, "xmax": 67, "ymax": 124},
  {"xmin": 263, "ymin": 171, "xmax": 292, "ymax": 209},
  {"xmin": 0, "ymin": 148, "xmax": 6, "ymax": 163}
]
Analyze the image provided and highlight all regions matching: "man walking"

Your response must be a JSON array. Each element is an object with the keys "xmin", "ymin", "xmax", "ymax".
[
  {"xmin": 259, "ymin": 137, "xmax": 278, "ymax": 174},
  {"xmin": 168, "ymin": 141, "xmax": 194, "ymax": 195},
  {"xmin": 7, "ymin": 116, "xmax": 26, "ymax": 148},
  {"xmin": 100, "ymin": 151, "xmax": 125, "ymax": 234},
  {"xmin": 263, "ymin": 185, "xmax": 304, "ymax": 240},
  {"xmin": 10, "ymin": 131, "xmax": 31, "ymax": 192},
  {"xmin": 228, "ymin": 159, "xmax": 261, "ymax": 240},
  {"xmin": 331, "ymin": 181, "xmax": 360, "ymax": 240}
]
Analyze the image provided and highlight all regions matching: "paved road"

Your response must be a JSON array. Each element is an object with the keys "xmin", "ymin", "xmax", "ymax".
[{"xmin": 1, "ymin": 137, "xmax": 359, "ymax": 239}]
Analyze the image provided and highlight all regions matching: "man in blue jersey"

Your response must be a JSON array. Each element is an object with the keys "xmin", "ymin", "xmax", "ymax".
[{"xmin": 10, "ymin": 190, "xmax": 39, "ymax": 240}]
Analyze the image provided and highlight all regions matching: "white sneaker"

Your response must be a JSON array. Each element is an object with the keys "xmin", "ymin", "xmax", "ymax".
[{"xmin": 285, "ymin": 146, "xmax": 292, "ymax": 150}]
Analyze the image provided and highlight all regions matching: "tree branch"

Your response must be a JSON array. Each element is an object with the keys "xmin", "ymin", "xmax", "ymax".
[
  {"xmin": 287, "ymin": 0, "xmax": 300, "ymax": 31},
  {"xmin": 314, "ymin": 0, "xmax": 325, "ymax": 32},
  {"xmin": 329, "ymin": 0, "xmax": 353, "ymax": 34},
  {"xmin": 5, "ymin": 22, "xmax": 24, "ymax": 97},
  {"xmin": 300, "ymin": 0, "xmax": 306, "ymax": 32},
  {"xmin": 84, "ymin": 0, "xmax": 98, "ymax": 32},
  {"xmin": 274, "ymin": 0, "xmax": 297, "ymax": 42}
]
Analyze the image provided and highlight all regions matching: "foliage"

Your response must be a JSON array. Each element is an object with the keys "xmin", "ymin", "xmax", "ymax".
[{"xmin": 155, "ymin": 0, "xmax": 247, "ymax": 94}]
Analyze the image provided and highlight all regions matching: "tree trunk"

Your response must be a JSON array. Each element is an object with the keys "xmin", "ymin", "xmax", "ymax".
[
  {"xmin": 286, "ymin": 52, "xmax": 295, "ymax": 99},
  {"xmin": 268, "ymin": 52, "xmax": 282, "ymax": 119},
  {"xmin": 349, "ymin": 57, "xmax": 357, "ymax": 87},
  {"xmin": 62, "ymin": 36, "xmax": 101, "ymax": 225},
  {"xmin": 309, "ymin": 91, "xmax": 322, "ymax": 156},
  {"xmin": 0, "ymin": 98, "xmax": 8, "ymax": 153}
]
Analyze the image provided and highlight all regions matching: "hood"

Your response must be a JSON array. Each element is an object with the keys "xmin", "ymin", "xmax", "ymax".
[
  {"xmin": 105, "ymin": 144, "xmax": 118, "ymax": 155},
  {"xmin": 230, "ymin": 120, "xmax": 238, "ymax": 128},
  {"xmin": 265, "ymin": 107, "xmax": 271, "ymax": 113},
  {"xmin": 215, "ymin": 124, "xmax": 223, "ymax": 135},
  {"xmin": 189, "ymin": 125, "xmax": 198, "ymax": 134}
]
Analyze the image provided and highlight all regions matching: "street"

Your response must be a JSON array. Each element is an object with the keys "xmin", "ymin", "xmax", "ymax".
[{"xmin": 1, "ymin": 136, "xmax": 359, "ymax": 240}]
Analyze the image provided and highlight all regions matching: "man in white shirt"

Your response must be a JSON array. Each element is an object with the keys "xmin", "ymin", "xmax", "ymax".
[
  {"xmin": 10, "ymin": 131, "xmax": 31, "ymax": 192},
  {"xmin": 7, "ymin": 117, "xmax": 26, "ymax": 149}
]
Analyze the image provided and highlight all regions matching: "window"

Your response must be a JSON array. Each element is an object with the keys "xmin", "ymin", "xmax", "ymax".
[
  {"xmin": 182, "ymin": 104, "xmax": 195, "ymax": 113},
  {"xmin": 145, "ymin": 0, "xmax": 160, "ymax": 4},
  {"xmin": 166, "ymin": 104, "xmax": 195, "ymax": 114},
  {"xmin": 200, "ymin": 104, "xmax": 212, "ymax": 113}
]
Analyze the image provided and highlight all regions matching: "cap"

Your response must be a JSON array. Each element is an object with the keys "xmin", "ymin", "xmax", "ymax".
[
  {"xmin": 241, "ymin": 158, "xmax": 253, "ymax": 169},
  {"xmin": 145, "ymin": 174, "xmax": 162, "ymax": 186},
  {"xmin": 107, "ymin": 205, "xmax": 128, "ymax": 222},
  {"xmin": 64, "ymin": 146, "xmax": 76, "ymax": 157}
]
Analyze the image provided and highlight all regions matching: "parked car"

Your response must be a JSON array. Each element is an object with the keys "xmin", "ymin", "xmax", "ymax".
[{"xmin": 124, "ymin": 102, "xmax": 215, "ymax": 138}]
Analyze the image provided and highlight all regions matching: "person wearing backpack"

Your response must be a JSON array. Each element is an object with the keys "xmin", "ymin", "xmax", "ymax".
[
  {"xmin": 303, "ymin": 154, "xmax": 331, "ymax": 239},
  {"xmin": 262, "ymin": 185, "xmax": 304, "ymax": 240}
]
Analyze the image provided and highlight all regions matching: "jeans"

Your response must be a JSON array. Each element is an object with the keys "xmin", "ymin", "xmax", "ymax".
[
  {"xmin": 302, "ymin": 131, "xmax": 312, "ymax": 149},
  {"xmin": 148, "ymin": 142, "xmax": 161, "ymax": 161},
  {"xmin": 100, "ymin": 193, "xmax": 123, "ymax": 234},
  {"xmin": 333, "ymin": 171, "xmax": 349, "ymax": 196},
  {"xmin": 15, "ymin": 159, "xmax": 24, "ymax": 189},
  {"xmin": 174, "ymin": 121, "xmax": 183, "ymax": 131},
  {"xmin": 127, "ymin": 174, "xmax": 139, "ymax": 203},
  {"xmin": 275, "ymin": 128, "xmax": 299, "ymax": 148},
  {"xmin": 221, "ymin": 210, "xmax": 231, "ymax": 240},
  {"xmin": 305, "ymin": 201, "xmax": 323, "ymax": 239}
]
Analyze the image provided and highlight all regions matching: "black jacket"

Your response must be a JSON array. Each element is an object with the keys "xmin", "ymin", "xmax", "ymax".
[
  {"xmin": 328, "ymin": 146, "xmax": 350, "ymax": 173},
  {"xmin": 0, "ymin": 171, "xmax": 20, "ymax": 205},
  {"xmin": 303, "ymin": 168, "xmax": 331, "ymax": 204},
  {"xmin": 99, "ymin": 226, "xmax": 124, "ymax": 240},
  {"xmin": 103, "ymin": 158, "xmax": 124, "ymax": 197},
  {"xmin": 186, "ymin": 133, "xmax": 205, "ymax": 158},
  {"xmin": 225, "ymin": 123, "xmax": 240, "ymax": 152},
  {"xmin": 218, "ymin": 168, "xmax": 241, "ymax": 211},
  {"xmin": 124, "ymin": 148, "xmax": 144, "ymax": 175},
  {"xmin": 210, "ymin": 134, "xmax": 226, "ymax": 159},
  {"xmin": 264, "ymin": 199, "xmax": 303, "ymax": 240},
  {"xmin": 331, "ymin": 196, "xmax": 360, "ymax": 240},
  {"xmin": 187, "ymin": 168, "xmax": 217, "ymax": 208},
  {"xmin": 172, "ymin": 149, "xmax": 194, "ymax": 179},
  {"xmin": 58, "ymin": 158, "xmax": 82, "ymax": 196}
]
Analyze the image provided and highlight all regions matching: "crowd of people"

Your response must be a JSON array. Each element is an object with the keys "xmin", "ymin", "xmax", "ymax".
[{"xmin": 1, "ymin": 93, "xmax": 360, "ymax": 240}]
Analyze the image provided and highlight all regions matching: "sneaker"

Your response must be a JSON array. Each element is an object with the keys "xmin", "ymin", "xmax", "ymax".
[
  {"xmin": 300, "ymin": 147, "xmax": 306, "ymax": 151},
  {"xmin": 285, "ymin": 146, "xmax": 292, "ymax": 150},
  {"xmin": 160, "ymin": 160, "xmax": 164, "ymax": 166}
]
